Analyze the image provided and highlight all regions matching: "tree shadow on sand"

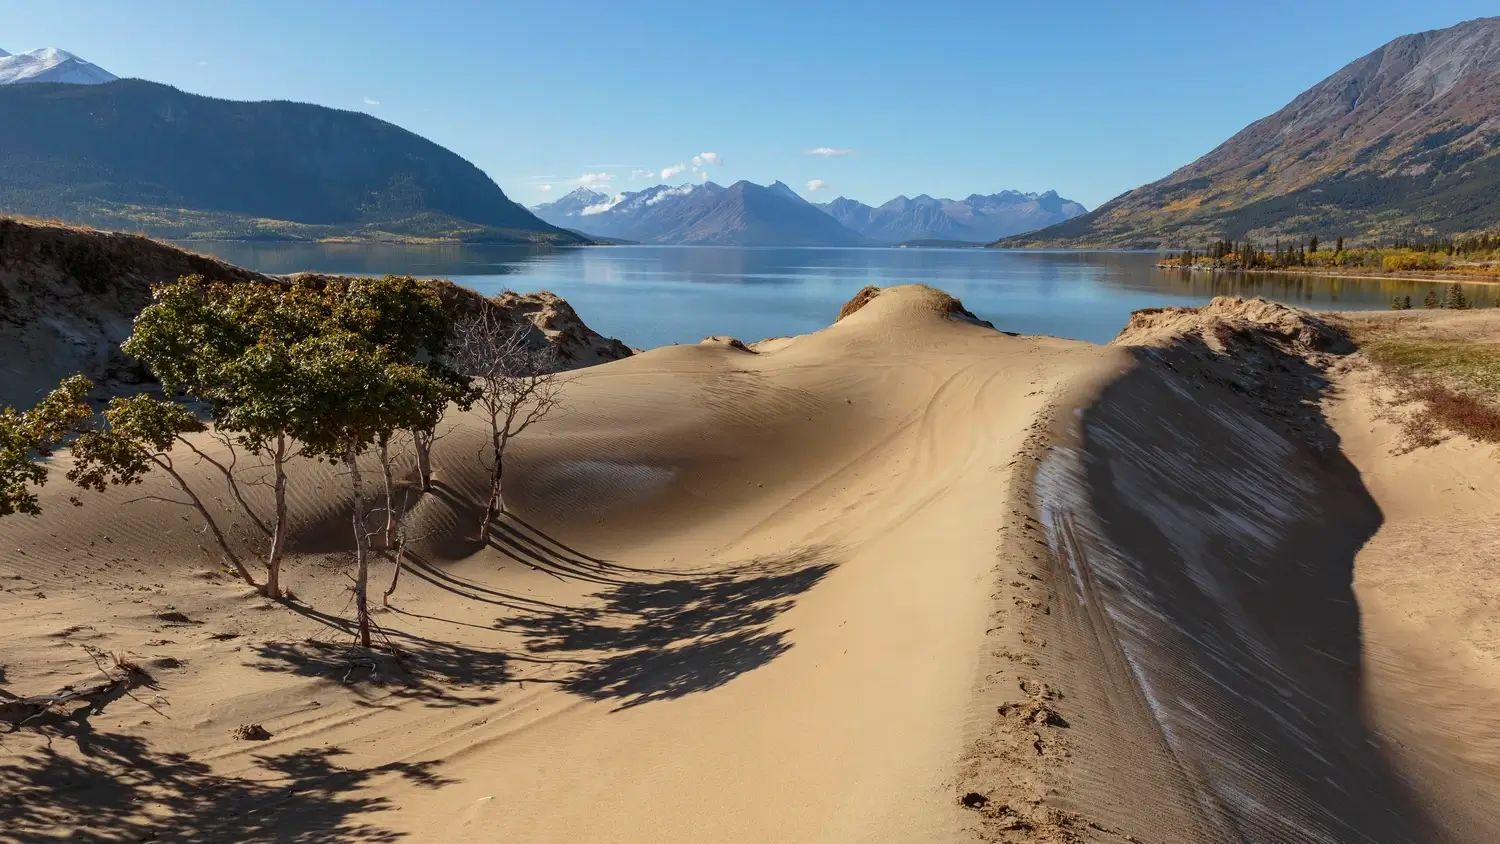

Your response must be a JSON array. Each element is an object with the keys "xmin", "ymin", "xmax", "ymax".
[
  {"xmin": 498, "ymin": 546, "xmax": 839, "ymax": 709},
  {"xmin": 247, "ymin": 600, "xmax": 512, "ymax": 710},
  {"xmin": 1, "ymin": 701, "xmax": 451, "ymax": 842}
]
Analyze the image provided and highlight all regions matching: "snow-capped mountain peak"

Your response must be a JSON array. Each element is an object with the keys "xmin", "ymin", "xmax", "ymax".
[
  {"xmin": 766, "ymin": 181, "xmax": 804, "ymax": 203},
  {"xmin": 0, "ymin": 47, "xmax": 118, "ymax": 85},
  {"xmin": 528, "ymin": 187, "xmax": 611, "ymax": 220}
]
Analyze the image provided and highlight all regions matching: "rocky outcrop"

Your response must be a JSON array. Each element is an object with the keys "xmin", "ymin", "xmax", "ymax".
[
  {"xmin": 490, "ymin": 289, "xmax": 633, "ymax": 369},
  {"xmin": 0, "ymin": 218, "xmax": 272, "ymax": 405}
]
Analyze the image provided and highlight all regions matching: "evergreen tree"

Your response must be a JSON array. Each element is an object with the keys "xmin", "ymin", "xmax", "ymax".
[
  {"xmin": 1309, "ymin": 236, "xmax": 1319, "ymax": 253},
  {"xmin": 1444, "ymin": 283, "xmax": 1471, "ymax": 310},
  {"xmin": 1336, "ymin": 236, "xmax": 1345, "ymax": 253},
  {"xmin": 1424, "ymin": 289, "xmax": 1441, "ymax": 309}
]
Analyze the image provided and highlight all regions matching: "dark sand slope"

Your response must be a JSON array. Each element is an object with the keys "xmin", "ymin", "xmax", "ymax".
[{"xmin": 1031, "ymin": 300, "xmax": 1478, "ymax": 842}]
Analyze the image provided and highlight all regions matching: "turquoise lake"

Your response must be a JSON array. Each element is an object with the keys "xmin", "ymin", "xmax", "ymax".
[{"xmin": 182, "ymin": 243, "xmax": 1495, "ymax": 348}]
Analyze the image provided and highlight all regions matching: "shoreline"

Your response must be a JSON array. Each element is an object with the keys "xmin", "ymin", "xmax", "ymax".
[{"xmin": 1156, "ymin": 263, "xmax": 1500, "ymax": 287}]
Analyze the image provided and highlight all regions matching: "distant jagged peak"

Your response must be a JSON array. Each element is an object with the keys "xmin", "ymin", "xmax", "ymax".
[
  {"xmin": 766, "ymin": 180, "xmax": 803, "ymax": 201},
  {"xmin": 561, "ymin": 186, "xmax": 609, "ymax": 201}
]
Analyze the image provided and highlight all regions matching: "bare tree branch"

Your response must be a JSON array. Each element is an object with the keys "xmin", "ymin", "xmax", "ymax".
[{"xmin": 450, "ymin": 310, "xmax": 566, "ymax": 540}]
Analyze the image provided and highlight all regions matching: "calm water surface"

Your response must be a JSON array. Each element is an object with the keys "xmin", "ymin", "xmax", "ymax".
[{"xmin": 185, "ymin": 243, "xmax": 1497, "ymax": 348}]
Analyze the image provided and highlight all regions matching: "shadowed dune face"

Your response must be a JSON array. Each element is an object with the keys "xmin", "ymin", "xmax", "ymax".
[{"xmin": 1038, "ymin": 330, "xmax": 1437, "ymax": 841}]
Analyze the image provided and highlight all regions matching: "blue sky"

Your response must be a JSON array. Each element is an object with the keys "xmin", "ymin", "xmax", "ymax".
[{"xmin": 4, "ymin": 1, "xmax": 1495, "ymax": 209}]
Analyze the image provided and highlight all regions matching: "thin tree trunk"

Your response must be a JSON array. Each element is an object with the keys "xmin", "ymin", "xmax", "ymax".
[
  {"xmin": 348, "ymin": 447, "xmax": 372, "ymax": 648},
  {"xmin": 479, "ymin": 427, "xmax": 502, "ymax": 540},
  {"xmin": 412, "ymin": 428, "xmax": 433, "ymax": 492},
  {"xmin": 495, "ymin": 448, "xmax": 506, "ymax": 515},
  {"xmin": 264, "ymin": 434, "xmax": 289, "ymax": 597},
  {"xmin": 483, "ymin": 467, "xmax": 501, "ymax": 542},
  {"xmin": 153, "ymin": 457, "xmax": 258, "ymax": 589},
  {"xmin": 379, "ymin": 437, "xmax": 395, "ymax": 548},
  {"xmin": 383, "ymin": 533, "xmax": 406, "ymax": 607}
]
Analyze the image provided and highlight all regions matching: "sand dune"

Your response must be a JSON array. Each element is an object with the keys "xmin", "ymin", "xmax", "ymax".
[{"xmin": 4, "ymin": 287, "xmax": 1499, "ymax": 843}]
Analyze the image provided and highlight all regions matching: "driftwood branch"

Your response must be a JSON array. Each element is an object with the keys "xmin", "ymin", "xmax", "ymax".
[{"xmin": 0, "ymin": 651, "xmax": 151, "ymax": 730}]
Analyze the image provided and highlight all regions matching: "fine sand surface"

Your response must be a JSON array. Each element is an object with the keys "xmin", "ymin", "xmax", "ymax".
[
  {"xmin": 5, "ymin": 287, "xmax": 1500, "ymax": 843},
  {"xmin": 0, "ymin": 286, "xmax": 1123, "ymax": 842}
]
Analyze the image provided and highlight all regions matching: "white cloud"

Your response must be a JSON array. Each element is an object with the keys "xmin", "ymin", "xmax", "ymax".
[
  {"xmin": 629, "ymin": 168, "xmax": 654, "ymax": 181},
  {"xmin": 645, "ymin": 185, "xmax": 696, "ymax": 205},
  {"xmin": 197, "ymin": 60, "xmax": 209, "ymax": 67},
  {"xmin": 584, "ymin": 163, "xmax": 642, "ymax": 168},
  {"xmin": 363, "ymin": 96, "xmax": 381, "ymax": 106},
  {"xmin": 805, "ymin": 179, "xmax": 830, "ymax": 191},
  {"xmin": 581, "ymin": 194, "xmax": 624, "ymax": 215},
  {"xmin": 577, "ymin": 172, "xmax": 616, "ymax": 186},
  {"xmin": 660, "ymin": 162, "xmax": 687, "ymax": 180},
  {"xmin": 537, "ymin": 184, "xmax": 553, "ymax": 192},
  {"xmin": 805, "ymin": 147, "xmax": 854, "ymax": 158},
  {"xmin": 691, "ymin": 152, "xmax": 723, "ymax": 168}
]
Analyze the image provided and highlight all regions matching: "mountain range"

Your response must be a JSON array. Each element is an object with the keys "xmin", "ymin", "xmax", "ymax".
[
  {"xmin": 819, "ymin": 191, "xmax": 1086, "ymax": 243},
  {"xmin": 532, "ymin": 185, "xmax": 1086, "ymax": 246},
  {"xmin": 0, "ymin": 78, "xmax": 580, "ymax": 244},
  {"xmin": 1003, "ymin": 15, "xmax": 1500, "ymax": 248},
  {"xmin": 0, "ymin": 47, "xmax": 118, "ymax": 85},
  {"xmin": 531, "ymin": 182, "xmax": 874, "ymax": 246}
]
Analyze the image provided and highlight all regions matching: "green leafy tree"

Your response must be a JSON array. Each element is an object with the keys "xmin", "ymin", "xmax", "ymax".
[
  {"xmin": 324, "ymin": 275, "xmax": 472, "ymax": 542},
  {"xmin": 124, "ymin": 276, "xmax": 342, "ymax": 596},
  {"xmin": 291, "ymin": 278, "xmax": 466, "ymax": 647},
  {"xmin": 68, "ymin": 395, "xmax": 258, "ymax": 586},
  {"xmin": 1444, "ymin": 283, "xmax": 1472, "ymax": 310},
  {"xmin": 0, "ymin": 376, "xmax": 94, "ymax": 518}
]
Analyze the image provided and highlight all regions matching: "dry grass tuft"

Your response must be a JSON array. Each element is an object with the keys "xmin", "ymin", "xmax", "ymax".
[
  {"xmin": 837, "ymin": 285, "xmax": 882, "ymax": 321},
  {"xmin": 1384, "ymin": 377, "xmax": 1500, "ymax": 452},
  {"xmin": 1352, "ymin": 330, "xmax": 1500, "ymax": 452}
]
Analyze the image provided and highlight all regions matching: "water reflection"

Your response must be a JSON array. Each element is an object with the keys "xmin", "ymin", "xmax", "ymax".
[{"xmin": 182, "ymin": 243, "xmax": 1497, "ymax": 348}]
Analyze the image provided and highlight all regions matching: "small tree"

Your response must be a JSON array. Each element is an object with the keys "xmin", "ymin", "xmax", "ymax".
[
  {"xmin": 1444, "ymin": 283, "xmax": 1471, "ymax": 310},
  {"xmin": 0, "ymin": 376, "xmax": 94, "ymax": 518},
  {"xmin": 1309, "ymin": 236, "xmax": 1319, "ymax": 253},
  {"xmin": 68, "ymin": 395, "xmax": 258, "ymax": 587},
  {"xmin": 1390, "ymin": 296, "xmax": 1412, "ymax": 310},
  {"xmin": 124, "ymin": 276, "xmax": 329, "ymax": 595},
  {"xmin": 451, "ymin": 309, "xmax": 564, "ymax": 541},
  {"xmin": 293, "ymin": 278, "xmax": 464, "ymax": 647},
  {"xmin": 1424, "ymin": 289, "xmax": 1441, "ymax": 309}
]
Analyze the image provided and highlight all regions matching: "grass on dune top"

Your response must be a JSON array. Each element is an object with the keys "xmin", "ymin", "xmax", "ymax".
[
  {"xmin": 1347, "ymin": 318, "xmax": 1500, "ymax": 448},
  {"xmin": 1359, "ymin": 337, "xmax": 1500, "ymax": 397}
]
